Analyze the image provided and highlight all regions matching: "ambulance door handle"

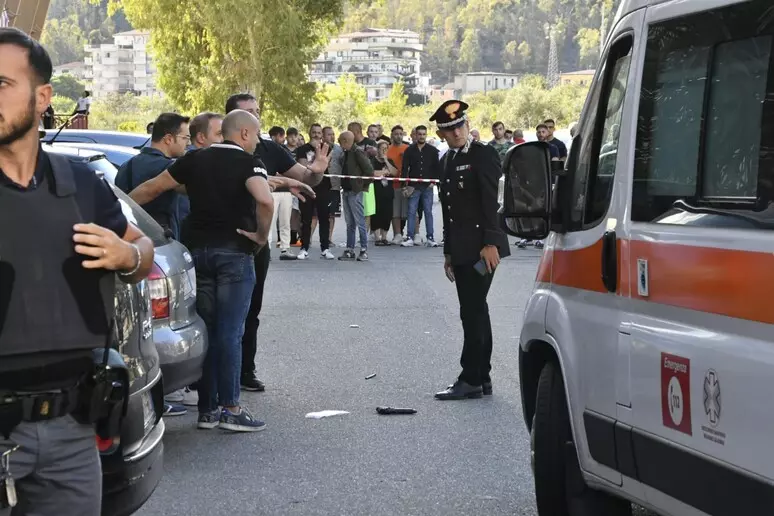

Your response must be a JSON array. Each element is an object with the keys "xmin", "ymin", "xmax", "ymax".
[{"xmin": 601, "ymin": 230, "xmax": 617, "ymax": 293}]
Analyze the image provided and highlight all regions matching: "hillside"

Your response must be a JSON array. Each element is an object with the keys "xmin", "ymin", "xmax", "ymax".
[{"xmin": 342, "ymin": 0, "xmax": 621, "ymax": 84}]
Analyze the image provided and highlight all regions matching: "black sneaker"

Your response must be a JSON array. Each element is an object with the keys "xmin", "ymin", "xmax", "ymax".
[
  {"xmin": 219, "ymin": 407, "xmax": 266, "ymax": 432},
  {"xmin": 338, "ymin": 250, "xmax": 356, "ymax": 261},
  {"xmin": 357, "ymin": 250, "xmax": 369, "ymax": 261},
  {"xmin": 241, "ymin": 373, "xmax": 266, "ymax": 392}
]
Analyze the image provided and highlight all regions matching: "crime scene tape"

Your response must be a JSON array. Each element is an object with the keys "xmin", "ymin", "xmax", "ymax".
[{"xmin": 323, "ymin": 174, "xmax": 440, "ymax": 184}]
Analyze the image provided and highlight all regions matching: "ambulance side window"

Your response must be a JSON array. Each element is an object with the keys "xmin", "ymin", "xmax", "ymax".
[
  {"xmin": 568, "ymin": 36, "xmax": 633, "ymax": 230},
  {"xmin": 632, "ymin": 0, "xmax": 774, "ymax": 224}
]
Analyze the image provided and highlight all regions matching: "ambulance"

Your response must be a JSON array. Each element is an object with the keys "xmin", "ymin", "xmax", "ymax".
[{"xmin": 500, "ymin": 0, "xmax": 774, "ymax": 515}]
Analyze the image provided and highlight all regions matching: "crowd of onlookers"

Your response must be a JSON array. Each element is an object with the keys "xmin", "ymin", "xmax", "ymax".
[
  {"xmin": 113, "ymin": 109, "xmax": 568, "ymax": 419},
  {"xmin": 259, "ymin": 118, "xmax": 569, "ymax": 260}
]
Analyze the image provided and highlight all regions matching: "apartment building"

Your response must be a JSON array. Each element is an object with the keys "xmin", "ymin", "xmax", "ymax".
[
  {"xmin": 84, "ymin": 30, "xmax": 157, "ymax": 98},
  {"xmin": 310, "ymin": 28, "xmax": 429, "ymax": 102},
  {"xmin": 53, "ymin": 61, "xmax": 87, "ymax": 81}
]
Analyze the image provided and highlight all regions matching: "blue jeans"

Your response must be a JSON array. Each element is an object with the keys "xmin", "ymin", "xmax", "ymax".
[
  {"xmin": 407, "ymin": 187, "xmax": 434, "ymax": 239},
  {"xmin": 192, "ymin": 247, "xmax": 256, "ymax": 412},
  {"xmin": 342, "ymin": 190, "xmax": 367, "ymax": 250}
]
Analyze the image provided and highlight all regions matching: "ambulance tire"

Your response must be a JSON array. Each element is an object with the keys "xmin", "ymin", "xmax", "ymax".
[{"xmin": 532, "ymin": 361, "xmax": 631, "ymax": 516}]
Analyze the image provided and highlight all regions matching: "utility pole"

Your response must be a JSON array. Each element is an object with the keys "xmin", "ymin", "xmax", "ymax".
[{"xmin": 547, "ymin": 25, "xmax": 559, "ymax": 88}]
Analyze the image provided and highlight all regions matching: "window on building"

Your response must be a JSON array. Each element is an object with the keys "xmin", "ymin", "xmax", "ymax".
[
  {"xmin": 632, "ymin": 0, "xmax": 774, "ymax": 224},
  {"xmin": 511, "ymin": 78, "xmax": 515, "ymax": 86},
  {"xmin": 495, "ymin": 77, "xmax": 499, "ymax": 88}
]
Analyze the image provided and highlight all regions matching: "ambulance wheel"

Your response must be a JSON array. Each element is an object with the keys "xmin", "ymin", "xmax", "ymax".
[{"xmin": 531, "ymin": 361, "xmax": 631, "ymax": 516}]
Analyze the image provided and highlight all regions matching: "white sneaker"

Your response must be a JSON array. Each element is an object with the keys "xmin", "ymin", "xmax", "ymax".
[
  {"xmin": 164, "ymin": 389, "xmax": 185, "ymax": 404},
  {"xmin": 321, "ymin": 249, "xmax": 335, "ymax": 260},
  {"xmin": 426, "ymin": 237, "xmax": 439, "ymax": 248},
  {"xmin": 413, "ymin": 234, "xmax": 423, "ymax": 245},
  {"xmin": 392, "ymin": 235, "xmax": 403, "ymax": 245},
  {"xmin": 182, "ymin": 387, "xmax": 198, "ymax": 407},
  {"xmin": 400, "ymin": 238, "xmax": 414, "ymax": 247},
  {"xmin": 297, "ymin": 249, "xmax": 309, "ymax": 260}
]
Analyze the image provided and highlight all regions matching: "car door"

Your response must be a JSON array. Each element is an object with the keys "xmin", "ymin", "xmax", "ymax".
[
  {"xmin": 544, "ymin": 8, "xmax": 644, "ymax": 488},
  {"xmin": 624, "ymin": 1, "xmax": 774, "ymax": 514}
]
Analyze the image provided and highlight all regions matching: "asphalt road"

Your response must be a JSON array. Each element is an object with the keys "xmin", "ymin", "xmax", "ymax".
[{"xmin": 136, "ymin": 204, "xmax": 650, "ymax": 516}]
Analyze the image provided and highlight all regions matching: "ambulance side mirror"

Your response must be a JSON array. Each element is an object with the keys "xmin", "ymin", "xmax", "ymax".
[{"xmin": 499, "ymin": 142, "xmax": 552, "ymax": 239}]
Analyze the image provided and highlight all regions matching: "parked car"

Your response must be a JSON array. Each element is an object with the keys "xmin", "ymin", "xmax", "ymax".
[
  {"xmin": 41, "ymin": 129, "xmax": 151, "ymax": 149},
  {"xmin": 50, "ymin": 141, "xmax": 140, "ymax": 170},
  {"xmin": 45, "ymin": 145, "xmax": 207, "ymax": 396},
  {"xmin": 40, "ymin": 145, "xmax": 165, "ymax": 515}
]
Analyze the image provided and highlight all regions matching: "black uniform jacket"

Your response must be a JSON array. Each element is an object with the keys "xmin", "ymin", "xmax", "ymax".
[{"xmin": 440, "ymin": 138, "xmax": 511, "ymax": 266}]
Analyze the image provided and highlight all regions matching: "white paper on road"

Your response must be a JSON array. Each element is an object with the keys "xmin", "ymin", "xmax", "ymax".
[{"xmin": 305, "ymin": 410, "xmax": 350, "ymax": 419}]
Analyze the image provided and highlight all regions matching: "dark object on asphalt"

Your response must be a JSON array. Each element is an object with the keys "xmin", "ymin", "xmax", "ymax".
[
  {"xmin": 376, "ymin": 407, "xmax": 417, "ymax": 415},
  {"xmin": 435, "ymin": 380, "xmax": 483, "ymax": 400},
  {"xmin": 365, "ymin": 373, "xmax": 376, "ymax": 380}
]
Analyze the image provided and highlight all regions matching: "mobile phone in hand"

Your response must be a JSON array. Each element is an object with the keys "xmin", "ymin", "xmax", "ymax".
[{"xmin": 474, "ymin": 258, "xmax": 489, "ymax": 276}]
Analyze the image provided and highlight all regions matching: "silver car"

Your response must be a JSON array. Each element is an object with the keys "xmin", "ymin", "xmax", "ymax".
[{"xmin": 63, "ymin": 145, "xmax": 207, "ymax": 395}]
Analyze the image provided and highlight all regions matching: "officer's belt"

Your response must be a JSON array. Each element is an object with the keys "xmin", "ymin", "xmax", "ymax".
[{"xmin": 0, "ymin": 388, "xmax": 80, "ymax": 423}]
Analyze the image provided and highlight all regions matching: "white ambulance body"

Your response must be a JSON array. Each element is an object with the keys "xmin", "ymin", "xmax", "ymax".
[{"xmin": 501, "ymin": 1, "xmax": 774, "ymax": 515}]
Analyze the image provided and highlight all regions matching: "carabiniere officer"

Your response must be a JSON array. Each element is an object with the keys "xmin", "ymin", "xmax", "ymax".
[
  {"xmin": 0, "ymin": 28, "xmax": 153, "ymax": 515},
  {"xmin": 431, "ymin": 100, "xmax": 511, "ymax": 401}
]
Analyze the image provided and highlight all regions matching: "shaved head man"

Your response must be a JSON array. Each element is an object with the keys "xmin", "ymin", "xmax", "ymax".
[
  {"xmin": 221, "ymin": 109, "xmax": 261, "ymax": 154},
  {"xmin": 338, "ymin": 131, "xmax": 355, "ymax": 150}
]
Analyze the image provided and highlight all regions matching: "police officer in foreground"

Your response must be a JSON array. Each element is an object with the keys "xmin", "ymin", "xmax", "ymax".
[
  {"xmin": 0, "ymin": 28, "xmax": 154, "ymax": 514},
  {"xmin": 432, "ymin": 100, "xmax": 511, "ymax": 401}
]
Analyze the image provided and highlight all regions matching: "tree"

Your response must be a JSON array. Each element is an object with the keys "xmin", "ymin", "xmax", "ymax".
[
  {"xmin": 458, "ymin": 28, "xmax": 481, "ymax": 73},
  {"xmin": 112, "ymin": 0, "xmax": 345, "ymax": 119},
  {"xmin": 316, "ymin": 74, "xmax": 367, "ymax": 130},
  {"xmin": 575, "ymin": 27, "xmax": 601, "ymax": 68},
  {"xmin": 41, "ymin": 16, "xmax": 86, "ymax": 66},
  {"xmin": 51, "ymin": 74, "xmax": 86, "ymax": 101}
]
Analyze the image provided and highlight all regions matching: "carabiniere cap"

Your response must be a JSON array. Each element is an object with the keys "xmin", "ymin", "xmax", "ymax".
[{"xmin": 429, "ymin": 100, "xmax": 470, "ymax": 130}]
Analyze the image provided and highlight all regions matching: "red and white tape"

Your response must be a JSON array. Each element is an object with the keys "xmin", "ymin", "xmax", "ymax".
[{"xmin": 323, "ymin": 174, "xmax": 439, "ymax": 184}]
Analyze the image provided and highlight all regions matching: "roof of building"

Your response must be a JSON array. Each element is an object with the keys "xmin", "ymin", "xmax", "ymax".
[
  {"xmin": 561, "ymin": 69, "xmax": 596, "ymax": 76},
  {"xmin": 457, "ymin": 71, "xmax": 520, "ymax": 77},
  {"xmin": 113, "ymin": 29, "xmax": 150, "ymax": 37},
  {"xmin": 339, "ymin": 28, "xmax": 420, "ymax": 39},
  {"xmin": 54, "ymin": 61, "xmax": 85, "ymax": 69}
]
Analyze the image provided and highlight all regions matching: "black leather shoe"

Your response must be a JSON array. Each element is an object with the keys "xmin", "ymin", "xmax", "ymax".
[
  {"xmin": 482, "ymin": 382, "xmax": 492, "ymax": 396},
  {"xmin": 241, "ymin": 374, "xmax": 265, "ymax": 392},
  {"xmin": 435, "ymin": 380, "xmax": 483, "ymax": 400}
]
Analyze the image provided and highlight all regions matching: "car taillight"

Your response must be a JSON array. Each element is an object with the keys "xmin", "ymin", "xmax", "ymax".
[
  {"xmin": 148, "ymin": 263, "xmax": 169, "ymax": 319},
  {"xmin": 96, "ymin": 435, "xmax": 120, "ymax": 454}
]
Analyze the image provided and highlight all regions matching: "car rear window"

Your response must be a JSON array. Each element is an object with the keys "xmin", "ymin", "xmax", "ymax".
[
  {"xmin": 109, "ymin": 183, "xmax": 169, "ymax": 247},
  {"xmin": 88, "ymin": 156, "xmax": 118, "ymax": 184}
]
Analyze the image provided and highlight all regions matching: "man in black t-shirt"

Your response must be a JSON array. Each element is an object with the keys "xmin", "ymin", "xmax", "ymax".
[
  {"xmin": 543, "ymin": 118, "xmax": 568, "ymax": 161},
  {"xmin": 224, "ymin": 93, "xmax": 330, "ymax": 393},
  {"xmin": 130, "ymin": 109, "xmax": 313, "ymax": 433},
  {"xmin": 296, "ymin": 123, "xmax": 335, "ymax": 260}
]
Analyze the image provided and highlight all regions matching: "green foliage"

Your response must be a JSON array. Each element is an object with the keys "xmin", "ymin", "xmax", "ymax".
[
  {"xmin": 41, "ymin": 16, "xmax": 87, "ymax": 66},
  {"xmin": 51, "ymin": 74, "xmax": 85, "ymax": 101},
  {"xmin": 343, "ymin": 0, "xmax": 623, "ymax": 84},
  {"xmin": 44, "ymin": 0, "xmax": 132, "ymax": 66},
  {"xmin": 88, "ymin": 93, "xmax": 177, "ymax": 131},
  {"xmin": 315, "ymin": 74, "xmax": 368, "ymax": 131},
  {"xmin": 117, "ymin": 120, "xmax": 144, "ymax": 133},
  {"xmin": 50, "ymin": 95, "xmax": 76, "ymax": 115},
  {"xmin": 113, "ymin": 0, "xmax": 345, "ymax": 120},
  {"xmin": 310, "ymin": 73, "xmax": 588, "ymax": 140}
]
